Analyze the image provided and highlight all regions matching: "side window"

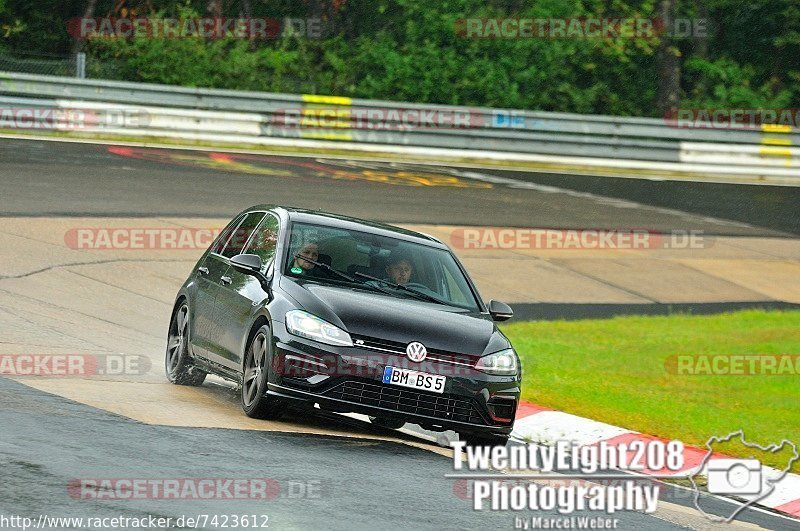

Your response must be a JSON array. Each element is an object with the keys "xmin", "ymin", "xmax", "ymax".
[
  {"xmin": 220, "ymin": 212, "xmax": 265, "ymax": 258},
  {"xmin": 244, "ymin": 214, "xmax": 280, "ymax": 269},
  {"xmin": 210, "ymin": 214, "xmax": 245, "ymax": 255}
]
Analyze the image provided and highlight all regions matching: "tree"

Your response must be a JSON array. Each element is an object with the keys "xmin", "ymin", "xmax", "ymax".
[
  {"xmin": 71, "ymin": 0, "xmax": 98, "ymax": 54},
  {"xmin": 655, "ymin": 0, "xmax": 680, "ymax": 116}
]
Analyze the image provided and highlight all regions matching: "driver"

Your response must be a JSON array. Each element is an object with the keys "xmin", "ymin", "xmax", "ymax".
[
  {"xmin": 385, "ymin": 251, "xmax": 413, "ymax": 285},
  {"xmin": 292, "ymin": 242, "xmax": 319, "ymax": 273}
]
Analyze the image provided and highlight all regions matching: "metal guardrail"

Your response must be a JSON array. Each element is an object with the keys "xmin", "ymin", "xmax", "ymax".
[{"xmin": 0, "ymin": 71, "xmax": 797, "ymax": 173}]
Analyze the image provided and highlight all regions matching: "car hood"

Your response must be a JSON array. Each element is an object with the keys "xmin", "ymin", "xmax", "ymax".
[{"xmin": 279, "ymin": 278, "xmax": 509, "ymax": 356}]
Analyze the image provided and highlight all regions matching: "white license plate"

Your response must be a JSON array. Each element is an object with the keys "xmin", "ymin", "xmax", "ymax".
[{"xmin": 382, "ymin": 366, "xmax": 446, "ymax": 394}]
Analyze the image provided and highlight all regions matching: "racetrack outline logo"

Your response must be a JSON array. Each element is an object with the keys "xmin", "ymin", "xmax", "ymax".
[{"xmin": 690, "ymin": 430, "xmax": 799, "ymax": 522}]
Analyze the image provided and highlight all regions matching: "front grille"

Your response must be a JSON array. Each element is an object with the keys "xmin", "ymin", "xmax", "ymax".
[
  {"xmin": 351, "ymin": 335, "xmax": 479, "ymax": 365},
  {"xmin": 324, "ymin": 379, "xmax": 487, "ymax": 425}
]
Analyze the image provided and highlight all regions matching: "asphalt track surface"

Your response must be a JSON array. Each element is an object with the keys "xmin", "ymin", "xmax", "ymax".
[
  {"xmin": 3, "ymin": 377, "xmax": 797, "ymax": 530},
  {"xmin": 1, "ymin": 137, "xmax": 799, "ymax": 530},
  {"xmin": 0, "ymin": 377, "xmax": 680, "ymax": 530},
  {"xmin": 484, "ymin": 169, "xmax": 800, "ymax": 236},
  {"xmin": 0, "ymin": 138, "xmax": 794, "ymax": 237}
]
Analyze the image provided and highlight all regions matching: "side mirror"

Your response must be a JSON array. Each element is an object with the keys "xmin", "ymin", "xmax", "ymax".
[
  {"xmin": 488, "ymin": 300, "xmax": 513, "ymax": 321},
  {"xmin": 230, "ymin": 254, "xmax": 272, "ymax": 298},
  {"xmin": 230, "ymin": 253, "xmax": 262, "ymax": 274}
]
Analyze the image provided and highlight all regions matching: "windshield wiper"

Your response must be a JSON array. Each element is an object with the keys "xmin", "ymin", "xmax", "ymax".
[
  {"xmin": 352, "ymin": 272, "xmax": 450, "ymax": 306},
  {"xmin": 292, "ymin": 255, "xmax": 356, "ymax": 283}
]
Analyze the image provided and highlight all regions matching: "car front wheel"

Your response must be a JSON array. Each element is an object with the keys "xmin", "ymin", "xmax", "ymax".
[{"xmin": 241, "ymin": 325, "xmax": 283, "ymax": 419}]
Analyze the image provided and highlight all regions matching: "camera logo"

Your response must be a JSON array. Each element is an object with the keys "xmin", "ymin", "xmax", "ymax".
[
  {"xmin": 706, "ymin": 458, "xmax": 761, "ymax": 495},
  {"xmin": 690, "ymin": 430, "xmax": 799, "ymax": 523}
]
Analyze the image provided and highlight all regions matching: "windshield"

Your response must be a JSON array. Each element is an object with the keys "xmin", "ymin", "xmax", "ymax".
[{"xmin": 284, "ymin": 222, "xmax": 481, "ymax": 312}]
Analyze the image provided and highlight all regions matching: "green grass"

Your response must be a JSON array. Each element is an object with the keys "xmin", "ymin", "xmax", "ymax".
[{"xmin": 502, "ymin": 310, "xmax": 800, "ymax": 472}]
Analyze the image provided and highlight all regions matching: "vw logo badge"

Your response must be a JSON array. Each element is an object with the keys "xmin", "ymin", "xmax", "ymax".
[{"xmin": 406, "ymin": 342, "xmax": 427, "ymax": 362}]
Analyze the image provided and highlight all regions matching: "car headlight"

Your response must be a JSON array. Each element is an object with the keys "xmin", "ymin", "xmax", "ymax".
[
  {"xmin": 285, "ymin": 310, "xmax": 353, "ymax": 347},
  {"xmin": 475, "ymin": 348, "xmax": 518, "ymax": 375}
]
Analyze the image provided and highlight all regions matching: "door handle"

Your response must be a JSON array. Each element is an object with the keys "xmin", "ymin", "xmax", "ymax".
[
  {"xmin": 220, "ymin": 276, "xmax": 232, "ymax": 285},
  {"xmin": 197, "ymin": 267, "xmax": 209, "ymax": 275}
]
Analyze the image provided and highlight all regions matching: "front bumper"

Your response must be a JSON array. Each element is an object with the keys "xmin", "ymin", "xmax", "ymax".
[{"xmin": 268, "ymin": 323, "xmax": 521, "ymax": 435}]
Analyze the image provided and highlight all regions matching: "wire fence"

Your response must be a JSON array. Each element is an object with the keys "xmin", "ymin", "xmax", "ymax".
[
  {"xmin": 0, "ymin": 50, "xmax": 324, "ymax": 94},
  {"xmin": 0, "ymin": 52, "xmax": 78, "ymax": 77},
  {"xmin": 0, "ymin": 52, "xmax": 130, "ymax": 80}
]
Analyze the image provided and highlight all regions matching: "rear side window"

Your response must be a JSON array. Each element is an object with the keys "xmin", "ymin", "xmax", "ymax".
[
  {"xmin": 244, "ymin": 214, "xmax": 280, "ymax": 270},
  {"xmin": 220, "ymin": 212, "xmax": 266, "ymax": 258},
  {"xmin": 210, "ymin": 214, "xmax": 245, "ymax": 255}
]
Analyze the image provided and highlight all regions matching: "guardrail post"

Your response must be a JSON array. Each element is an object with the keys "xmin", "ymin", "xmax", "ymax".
[{"xmin": 76, "ymin": 53, "xmax": 86, "ymax": 79}]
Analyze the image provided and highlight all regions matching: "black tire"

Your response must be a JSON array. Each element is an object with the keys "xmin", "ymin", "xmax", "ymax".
[
  {"xmin": 165, "ymin": 302, "xmax": 207, "ymax": 386},
  {"xmin": 241, "ymin": 325, "xmax": 283, "ymax": 419},
  {"xmin": 368, "ymin": 416, "xmax": 406, "ymax": 430},
  {"xmin": 460, "ymin": 433, "xmax": 509, "ymax": 448}
]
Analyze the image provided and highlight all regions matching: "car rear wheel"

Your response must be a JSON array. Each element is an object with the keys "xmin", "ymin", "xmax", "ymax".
[
  {"xmin": 460, "ymin": 433, "xmax": 509, "ymax": 448},
  {"xmin": 241, "ymin": 325, "xmax": 283, "ymax": 419},
  {"xmin": 165, "ymin": 303, "xmax": 207, "ymax": 386}
]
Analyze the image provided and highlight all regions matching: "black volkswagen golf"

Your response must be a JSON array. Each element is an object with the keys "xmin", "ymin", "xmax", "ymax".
[{"xmin": 166, "ymin": 206, "xmax": 521, "ymax": 446}]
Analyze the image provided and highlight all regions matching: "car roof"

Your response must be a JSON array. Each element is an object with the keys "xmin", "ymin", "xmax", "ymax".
[{"xmin": 245, "ymin": 205, "xmax": 447, "ymax": 248}]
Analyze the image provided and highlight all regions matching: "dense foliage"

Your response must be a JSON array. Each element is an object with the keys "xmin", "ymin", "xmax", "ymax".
[{"xmin": 0, "ymin": 0, "xmax": 796, "ymax": 116}]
